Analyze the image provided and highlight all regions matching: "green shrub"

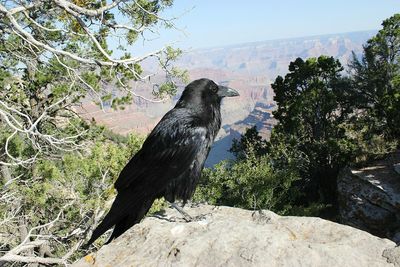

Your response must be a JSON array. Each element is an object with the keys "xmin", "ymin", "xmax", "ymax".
[{"xmin": 194, "ymin": 146, "xmax": 300, "ymax": 215}]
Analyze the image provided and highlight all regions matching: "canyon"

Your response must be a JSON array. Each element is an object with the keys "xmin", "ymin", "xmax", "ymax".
[{"xmin": 78, "ymin": 30, "xmax": 375, "ymax": 164}]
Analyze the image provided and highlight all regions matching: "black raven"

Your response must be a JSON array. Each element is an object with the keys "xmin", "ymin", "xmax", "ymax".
[{"xmin": 87, "ymin": 78, "xmax": 239, "ymax": 245}]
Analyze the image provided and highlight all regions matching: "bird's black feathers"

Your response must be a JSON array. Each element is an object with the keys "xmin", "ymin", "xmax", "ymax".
[{"xmin": 87, "ymin": 78, "xmax": 239, "ymax": 245}]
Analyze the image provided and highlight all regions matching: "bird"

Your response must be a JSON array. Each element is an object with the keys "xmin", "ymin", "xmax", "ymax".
[{"xmin": 86, "ymin": 78, "xmax": 239, "ymax": 245}]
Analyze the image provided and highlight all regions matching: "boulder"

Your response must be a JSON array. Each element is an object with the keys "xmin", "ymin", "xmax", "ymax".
[
  {"xmin": 337, "ymin": 151, "xmax": 400, "ymax": 242},
  {"xmin": 74, "ymin": 204, "xmax": 397, "ymax": 267}
]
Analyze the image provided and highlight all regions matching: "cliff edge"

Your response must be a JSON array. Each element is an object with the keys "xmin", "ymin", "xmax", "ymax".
[{"xmin": 74, "ymin": 204, "xmax": 398, "ymax": 267}]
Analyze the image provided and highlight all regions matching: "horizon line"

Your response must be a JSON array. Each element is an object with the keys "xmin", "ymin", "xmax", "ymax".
[{"xmin": 183, "ymin": 29, "xmax": 378, "ymax": 52}]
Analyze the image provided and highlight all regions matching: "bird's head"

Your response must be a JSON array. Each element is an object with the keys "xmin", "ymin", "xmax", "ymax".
[{"xmin": 176, "ymin": 78, "xmax": 239, "ymax": 108}]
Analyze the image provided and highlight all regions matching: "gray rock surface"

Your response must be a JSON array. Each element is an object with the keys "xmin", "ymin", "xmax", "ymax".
[
  {"xmin": 74, "ymin": 205, "xmax": 397, "ymax": 267},
  {"xmin": 337, "ymin": 151, "xmax": 400, "ymax": 241},
  {"xmin": 384, "ymin": 246, "xmax": 400, "ymax": 266},
  {"xmin": 394, "ymin": 163, "xmax": 400, "ymax": 175}
]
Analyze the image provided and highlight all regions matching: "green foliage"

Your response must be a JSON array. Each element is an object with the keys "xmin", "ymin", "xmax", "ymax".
[
  {"xmin": 154, "ymin": 81, "xmax": 178, "ymax": 97},
  {"xmin": 0, "ymin": 0, "xmax": 185, "ymax": 162},
  {"xmin": 0, "ymin": 127, "xmax": 145, "ymax": 259},
  {"xmin": 264, "ymin": 14, "xmax": 400, "ymax": 213},
  {"xmin": 153, "ymin": 47, "xmax": 189, "ymax": 98},
  {"xmin": 230, "ymin": 126, "xmax": 268, "ymax": 160},
  {"xmin": 195, "ymin": 127, "xmax": 303, "ymax": 215},
  {"xmin": 349, "ymin": 14, "xmax": 400, "ymax": 141},
  {"xmin": 197, "ymin": 44, "xmax": 398, "ymax": 216},
  {"xmin": 127, "ymin": 30, "xmax": 139, "ymax": 45},
  {"xmin": 287, "ymin": 202, "xmax": 330, "ymax": 217},
  {"xmin": 270, "ymin": 56, "xmax": 358, "ymax": 206},
  {"xmin": 148, "ymin": 197, "xmax": 169, "ymax": 215},
  {"xmin": 272, "ymin": 56, "xmax": 346, "ymax": 137},
  {"xmin": 195, "ymin": 124, "xmax": 333, "ymax": 216},
  {"xmin": 1, "ymin": 1, "xmax": 187, "ymax": 263},
  {"xmin": 194, "ymin": 153, "xmax": 300, "ymax": 215}
]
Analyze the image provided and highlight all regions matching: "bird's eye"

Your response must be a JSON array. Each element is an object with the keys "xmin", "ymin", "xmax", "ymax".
[{"xmin": 211, "ymin": 85, "xmax": 218, "ymax": 93}]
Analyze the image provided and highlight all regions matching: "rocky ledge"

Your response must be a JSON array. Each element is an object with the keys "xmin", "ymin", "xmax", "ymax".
[
  {"xmin": 74, "ymin": 204, "xmax": 398, "ymax": 267},
  {"xmin": 338, "ymin": 150, "xmax": 400, "ymax": 242}
]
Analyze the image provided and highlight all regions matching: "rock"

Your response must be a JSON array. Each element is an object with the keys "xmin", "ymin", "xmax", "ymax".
[
  {"xmin": 73, "ymin": 205, "xmax": 397, "ymax": 267},
  {"xmin": 384, "ymin": 246, "xmax": 400, "ymax": 266},
  {"xmin": 337, "ymin": 151, "xmax": 400, "ymax": 241},
  {"xmin": 394, "ymin": 163, "xmax": 400, "ymax": 175}
]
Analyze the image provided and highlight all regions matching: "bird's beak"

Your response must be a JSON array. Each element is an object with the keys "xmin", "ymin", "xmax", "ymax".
[{"xmin": 217, "ymin": 85, "xmax": 240, "ymax": 97}]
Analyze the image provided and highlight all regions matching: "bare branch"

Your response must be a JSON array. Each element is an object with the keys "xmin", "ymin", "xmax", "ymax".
[
  {"xmin": 0, "ymin": 95, "xmax": 86, "ymax": 166},
  {"xmin": 0, "ymin": 202, "xmax": 76, "ymax": 265},
  {"xmin": 0, "ymin": 254, "xmax": 67, "ymax": 265},
  {"xmin": 22, "ymin": 10, "xmax": 86, "ymax": 37},
  {"xmin": 7, "ymin": 2, "xmax": 41, "ymax": 15},
  {"xmin": 116, "ymin": 75, "xmax": 166, "ymax": 103},
  {"xmin": 54, "ymin": 0, "xmax": 125, "ymax": 17},
  {"xmin": 112, "ymin": 23, "xmax": 146, "ymax": 33},
  {"xmin": 0, "ymin": 0, "xmax": 186, "ymax": 166},
  {"xmin": 0, "ymin": 3, "xmax": 168, "ymax": 67}
]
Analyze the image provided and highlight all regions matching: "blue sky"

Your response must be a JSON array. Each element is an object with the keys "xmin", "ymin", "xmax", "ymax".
[{"xmin": 131, "ymin": 0, "xmax": 399, "ymax": 53}]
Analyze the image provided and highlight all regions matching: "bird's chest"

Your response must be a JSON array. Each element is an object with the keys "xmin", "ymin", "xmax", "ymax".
[{"xmin": 190, "ymin": 123, "xmax": 219, "ymax": 171}]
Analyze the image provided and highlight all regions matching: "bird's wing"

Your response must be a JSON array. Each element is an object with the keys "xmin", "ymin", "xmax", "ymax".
[{"xmin": 114, "ymin": 111, "xmax": 208, "ymax": 192}]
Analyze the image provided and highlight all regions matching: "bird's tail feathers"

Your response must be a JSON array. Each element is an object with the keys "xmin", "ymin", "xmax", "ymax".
[
  {"xmin": 86, "ymin": 193, "xmax": 156, "ymax": 246},
  {"xmin": 105, "ymin": 197, "xmax": 155, "ymax": 244},
  {"xmin": 85, "ymin": 202, "xmax": 123, "ymax": 246}
]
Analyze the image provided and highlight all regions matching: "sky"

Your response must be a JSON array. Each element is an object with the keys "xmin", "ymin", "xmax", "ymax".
[{"xmin": 130, "ymin": 0, "xmax": 399, "ymax": 54}]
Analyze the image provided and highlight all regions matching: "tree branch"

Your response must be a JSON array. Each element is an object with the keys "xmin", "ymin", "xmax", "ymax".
[{"xmin": 54, "ymin": 0, "xmax": 125, "ymax": 17}]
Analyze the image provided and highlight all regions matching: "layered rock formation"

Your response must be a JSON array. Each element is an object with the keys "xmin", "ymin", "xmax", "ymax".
[
  {"xmin": 74, "ymin": 205, "xmax": 398, "ymax": 267},
  {"xmin": 174, "ymin": 31, "xmax": 375, "ymax": 77},
  {"xmin": 338, "ymin": 151, "xmax": 400, "ymax": 243}
]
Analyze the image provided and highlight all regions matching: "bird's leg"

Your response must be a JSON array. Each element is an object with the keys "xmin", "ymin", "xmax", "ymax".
[{"xmin": 169, "ymin": 202, "xmax": 193, "ymax": 222}]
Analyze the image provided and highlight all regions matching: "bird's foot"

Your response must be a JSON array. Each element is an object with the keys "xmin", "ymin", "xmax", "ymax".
[
  {"xmin": 170, "ymin": 202, "xmax": 193, "ymax": 222},
  {"xmin": 169, "ymin": 202, "xmax": 212, "ymax": 223}
]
